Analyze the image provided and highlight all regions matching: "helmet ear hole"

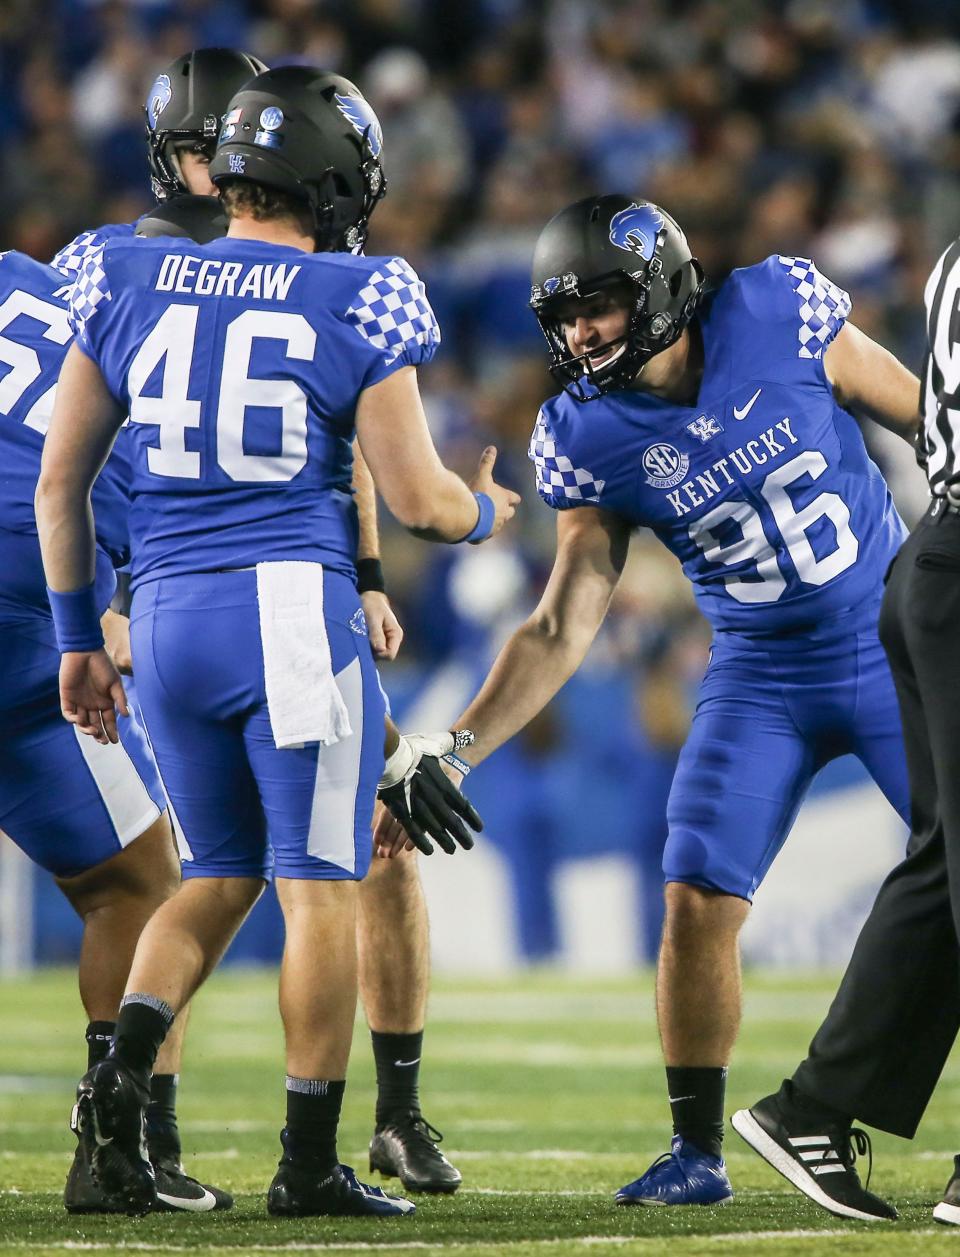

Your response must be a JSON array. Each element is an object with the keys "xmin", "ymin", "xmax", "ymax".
[{"xmin": 669, "ymin": 268, "xmax": 684, "ymax": 297}]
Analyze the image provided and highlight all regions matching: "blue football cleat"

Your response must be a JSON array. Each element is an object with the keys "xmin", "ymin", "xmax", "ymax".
[{"xmin": 615, "ymin": 1135, "xmax": 734, "ymax": 1206}]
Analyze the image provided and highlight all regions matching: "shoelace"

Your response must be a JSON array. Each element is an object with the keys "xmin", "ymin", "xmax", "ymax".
[
  {"xmin": 839, "ymin": 1127, "xmax": 873, "ymax": 1188},
  {"xmin": 397, "ymin": 1114, "xmax": 446, "ymax": 1150},
  {"xmin": 638, "ymin": 1142, "xmax": 691, "ymax": 1189}
]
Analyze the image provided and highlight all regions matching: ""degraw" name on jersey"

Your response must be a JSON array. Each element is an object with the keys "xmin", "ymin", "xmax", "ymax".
[
  {"xmin": 666, "ymin": 418, "xmax": 799, "ymax": 518},
  {"xmin": 155, "ymin": 254, "xmax": 302, "ymax": 300}
]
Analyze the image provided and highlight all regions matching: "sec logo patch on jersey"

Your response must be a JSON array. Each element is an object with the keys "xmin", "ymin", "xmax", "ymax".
[{"xmin": 643, "ymin": 443, "xmax": 690, "ymax": 489}]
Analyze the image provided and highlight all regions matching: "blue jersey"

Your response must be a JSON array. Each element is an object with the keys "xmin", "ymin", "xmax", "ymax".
[
  {"xmin": 69, "ymin": 236, "xmax": 440, "ymax": 588},
  {"xmin": 0, "ymin": 251, "xmax": 132, "ymax": 615},
  {"xmin": 529, "ymin": 255, "xmax": 906, "ymax": 637},
  {"xmin": 51, "ymin": 222, "xmax": 135, "ymax": 287}
]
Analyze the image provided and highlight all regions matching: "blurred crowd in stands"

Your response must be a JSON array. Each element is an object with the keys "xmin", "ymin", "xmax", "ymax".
[{"xmin": 3, "ymin": 0, "xmax": 958, "ymax": 960}]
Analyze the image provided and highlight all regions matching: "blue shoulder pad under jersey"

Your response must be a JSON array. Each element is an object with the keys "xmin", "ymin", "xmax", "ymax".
[
  {"xmin": 528, "ymin": 255, "xmax": 904, "ymax": 638},
  {"xmin": 51, "ymin": 222, "xmax": 135, "ymax": 288},
  {"xmin": 68, "ymin": 236, "xmax": 441, "ymax": 587},
  {"xmin": 0, "ymin": 251, "xmax": 131, "ymax": 613}
]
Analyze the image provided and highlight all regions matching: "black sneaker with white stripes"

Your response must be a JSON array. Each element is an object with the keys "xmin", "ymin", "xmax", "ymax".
[
  {"xmin": 732, "ymin": 1091, "xmax": 897, "ymax": 1222},
  {"xmin": 934, "ymin": 1154, "xmax": 960, "ymax": 1225}
]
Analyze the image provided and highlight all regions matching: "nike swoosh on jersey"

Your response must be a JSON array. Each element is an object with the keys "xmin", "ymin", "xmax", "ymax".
[
  {"xmin": 733, "ymin": 387, "xmax": 762, "ymax": 420},
  {"xmin": 393, "ymin": 1057, "xmax": 421, "ymax": 1067},
  {"xmin": 156, "ymin": 1187, "xmax": 219, "ymax": 1212}
]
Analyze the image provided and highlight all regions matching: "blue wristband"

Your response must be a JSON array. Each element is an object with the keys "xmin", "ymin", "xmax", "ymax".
[
  {"xmin": 462, "ymin": 492, "xmax": 496, "ymax": 545},
  {"xmin": 442, "ymin": 752, "xmax": 472, "ymax": 778},
  {"xmin": 47, "ymin": 582, "xmax": 104, "ymax": 653}
]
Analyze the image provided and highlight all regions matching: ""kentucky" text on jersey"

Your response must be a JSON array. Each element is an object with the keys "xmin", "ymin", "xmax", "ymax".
[{"xmin": 666, "ymin": 418, "xmax": 799, "ymax": 517}]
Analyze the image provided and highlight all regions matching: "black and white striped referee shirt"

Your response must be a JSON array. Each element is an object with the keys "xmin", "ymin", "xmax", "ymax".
[{"xmin": 919, "ymin": 237, "xmax": 960, "ymax": 495}]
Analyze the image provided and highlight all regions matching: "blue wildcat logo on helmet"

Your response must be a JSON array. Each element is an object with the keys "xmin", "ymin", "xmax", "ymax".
[
  {"xmin": 334, "ymin": 93, "xmax": 383, "ymax": 159},
  {"xmin": 146, "ymin": 74, "xmax": 173, "ymax": 130},
  {"xmin": 609, "ymin": 203, "xmax": 664, "ymax": 260}
]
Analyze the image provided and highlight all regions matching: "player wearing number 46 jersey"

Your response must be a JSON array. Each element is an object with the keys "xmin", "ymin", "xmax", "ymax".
[
  {"xmin": 55, "ymin": 45, "xmax": 466, "ymax": 1199},
  {"xmin": 379, "ymin": 194, "xmax": 923, "ymax": 1208},
  {"xmin": 37, "ymin": 66, "xmax": 516, "ymax": 1219}
]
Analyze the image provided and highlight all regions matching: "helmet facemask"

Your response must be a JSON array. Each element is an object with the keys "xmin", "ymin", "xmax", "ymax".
[{"xmin": 530, "ymin": 195, "xmax": 704, "ymax": 403}]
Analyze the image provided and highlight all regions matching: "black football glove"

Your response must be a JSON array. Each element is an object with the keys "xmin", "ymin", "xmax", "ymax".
[{"xmin": 378, "ymin": 732, "xmax": 483, "ymax": 856}]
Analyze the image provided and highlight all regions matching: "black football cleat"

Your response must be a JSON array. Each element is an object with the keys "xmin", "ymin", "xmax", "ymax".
[
  {"xmin": 64, "ymin": 1142, "xmax": 124, "ymax": 1214},
  {"xmin": 933, "ymin": 1154, "xmax": 960, "ymax": 1224},
  {"xmin": 732, "ymin": 1092, "xmax": 897, "ymax": 1222},
  {"xmin": 267, "ymin": 1160, "xmax": 415, "ymax": 1217},
  {"xmin": 70, "ymin": 1060, "xmax": 156, "ymax": 1216},
  {"xmin": 369, "ymin": 1111, "xmax": 462, "ymax": 1194},
  {"xmin": 64, "ymin": 1138, "xmax": 233, "ymax": 1214},
  {"xmin": 149, "ymin": 1142, "xmax": 234, "ymax": 1212}
]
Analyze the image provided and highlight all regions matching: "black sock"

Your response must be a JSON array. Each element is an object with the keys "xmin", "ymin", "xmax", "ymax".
[
  {"xmin": 284, "ymin": 1078, "xmax": 346, "ymax": 1170},
  {"xmin": 666, "ymin": 1066, "xmax": 727, "ymax": 1158},
  {"xmin": 112, "ymin": 995, "xmax": 175, "ymax": 1089},
  {"xmin": 371, "ymin": 1029, "xmax": 423, "ymax": 1123},
  {"xmin": 781, "ymin": 1078, "xmax": 850, "ymax": 1127},
  {"xmin": 85, "ymin": 1021, "xmax": 115, "ymax": 1069},
  {"xmin": 146, "ymin": 1073, "xmax": 180, "ymax": 1156}
]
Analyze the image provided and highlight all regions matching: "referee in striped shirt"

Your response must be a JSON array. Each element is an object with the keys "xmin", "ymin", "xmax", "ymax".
[{"xmin": 733, "ymin": 238, "xmax": 960, "ymax": 1225}]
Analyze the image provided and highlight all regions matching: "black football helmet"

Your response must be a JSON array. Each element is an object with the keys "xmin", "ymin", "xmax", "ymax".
[
  {"xmin": 134, "ymin": 194, "xmax": 228, "ymax": 242},
  {"xmin": 145, "ymin": 48, "xmax": 268, "ymax": 201},
  {"xmin": 530, "ymin": 195, "xmax": 704, "ymax": 401},
  {"xmin": 208, "ymin": 66, "xmax": 386, "ymax": 252}
]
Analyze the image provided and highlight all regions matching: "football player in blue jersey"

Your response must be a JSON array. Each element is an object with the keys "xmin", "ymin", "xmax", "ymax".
[
  {"xmin": 379, "ymin": 194, "xmax": 922, "ymax": 1209},
  {"xmin": 35, "ymin": 66, "xmax": 518, "ymax": 1218},
  {"xmin": 0, "ymin": 203, "xmax": 233, "ymax": 1213},
  {"xmin": 57, "ymin": 47, "xmax": 467, "ymax": 1196}
]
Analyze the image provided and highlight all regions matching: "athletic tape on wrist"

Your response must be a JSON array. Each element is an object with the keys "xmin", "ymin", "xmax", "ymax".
[
  {"xmin": 379, "ymin": 734, "xmax": 417, "ymax": 790},
  {"xmin": 47, "ymin": 582, "xmax": 104, "ymax": 653},
  {"xmin": 462, "ymin": 492, "xmax": 495, "ymax": 544}
]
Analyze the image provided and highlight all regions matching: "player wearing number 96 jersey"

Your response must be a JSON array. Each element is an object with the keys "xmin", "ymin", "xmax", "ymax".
[{"xmin": 406, "ymin": 194, "xmax": 924, "ymax": 1210}]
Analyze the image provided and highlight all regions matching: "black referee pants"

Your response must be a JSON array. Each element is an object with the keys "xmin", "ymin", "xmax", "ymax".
[{"xmin": 791, "ymin": 502, "xmax": 960, "ymax": 1138}]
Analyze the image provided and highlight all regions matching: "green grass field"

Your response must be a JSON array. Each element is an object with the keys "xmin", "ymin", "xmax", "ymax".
[{"xmin": 1, "ymin": 968, "xmax": 958, "ymax": 1256}]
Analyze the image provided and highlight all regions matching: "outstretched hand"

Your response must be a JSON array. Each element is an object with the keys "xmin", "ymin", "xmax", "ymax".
[
  {"xmin": 377, "ymin": 732, "xmax": 483, "ymax": 856},
  {"xmin": 470, "ymin": 446, "xmax": 521, "ymax": 540}
]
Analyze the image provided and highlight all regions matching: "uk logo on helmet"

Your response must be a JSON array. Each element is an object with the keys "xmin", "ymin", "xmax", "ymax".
[
  {"xmin": 228, "ymin": 154, "xmax": 246, "ymax": 175},
  {"xmin": 334, "ymin": 93, "xmax": 383, "ymax": 158},
  {"xmin": 609, "ymin": 203, "xmax": 664, "ymax": 261},
  {"xmin": 146, "ymin": 74, "xmax": 172, "ymax": 130}
]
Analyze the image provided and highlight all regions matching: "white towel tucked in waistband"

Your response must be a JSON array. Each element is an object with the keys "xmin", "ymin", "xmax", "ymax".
[{"xmin": 256, "ymin": 561, "xmax": 353, "ymax": 750}]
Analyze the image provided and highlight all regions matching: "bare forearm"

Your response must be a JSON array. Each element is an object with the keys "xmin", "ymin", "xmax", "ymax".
[
  {"xmin": 35, "ymin": 481, "xmax": 98, "ymax": 592},
  {"xmin": 406, "ymin": 472, "xmax": 479, "ymax": 542},
  {"xmin": 454, "ymin": 617, "xmax": 593, "ymax": 764},
  {"xmin": 353, "ymin": 441, "xmax": 380, "ymax": 559}
]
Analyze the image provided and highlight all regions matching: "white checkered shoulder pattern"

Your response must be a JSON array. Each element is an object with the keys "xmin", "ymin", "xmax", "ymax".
[
  {"xmin": 345, "ymin": 257, "xmax": 440, "ymax": 366},
  {"xmin": 777, "ymin": 256, "xmax": 851, "ymax": 360},
  {"xmin": 52, "ymin": 230, "xmax": 106, "ymax": 281},
  {"xmin": 344, "ymin": 256, "xmax": 439, "ymax": 367},
  {"xmin": 528, "ymin": 412, "xmax": 606, "ymax": 509},
  {"xmin": 69, "ymin": 242, "xmax": 112, "ymax": 342}
]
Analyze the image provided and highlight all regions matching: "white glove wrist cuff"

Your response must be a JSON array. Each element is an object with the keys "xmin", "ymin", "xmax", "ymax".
[{"xmin": 379, "ymin": 735, "xmax": 417, "ymax": 789}]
